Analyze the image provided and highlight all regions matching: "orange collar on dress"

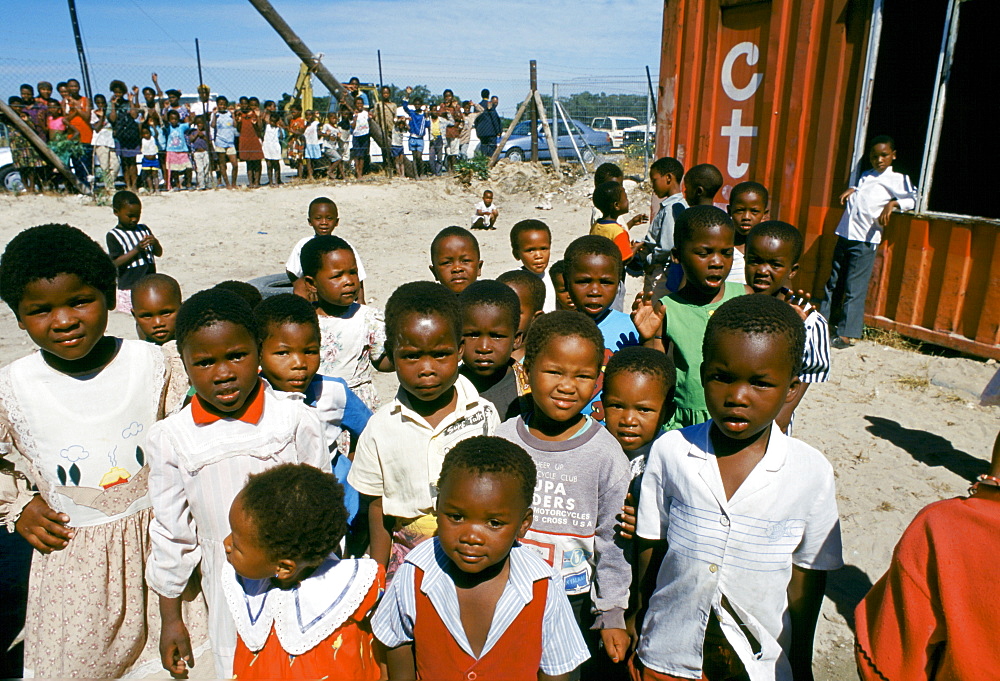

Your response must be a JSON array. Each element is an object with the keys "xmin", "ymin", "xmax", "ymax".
[{"xmin": 191, "ymin": 380, "xmax": 265, "ymax": 425}]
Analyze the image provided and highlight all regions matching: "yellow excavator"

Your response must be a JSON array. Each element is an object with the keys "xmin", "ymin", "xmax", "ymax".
[{"xmin": 291, "ymin": 63, "xmax": 314, "ymax": 112}]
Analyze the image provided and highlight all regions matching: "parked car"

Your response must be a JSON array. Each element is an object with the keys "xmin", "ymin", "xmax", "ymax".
[
  {"xmin": 501, "ymin": 119, "xmax": 612, "ymax": 163},
  {"xmin": 0, "ymin": 145, "xmax": 23, "ymax": 193},
  {"xmin": 590, "ymin": 116, "xmax": 639, "ymax": 148},
  {"xmin": 622, "ymin": 121, "xmax": 656, "ymax": 148}
]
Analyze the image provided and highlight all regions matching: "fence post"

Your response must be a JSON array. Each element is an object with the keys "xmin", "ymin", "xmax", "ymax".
[{"xmin": 530, "ymin": 60, "xmax": 538, "ymax": 162}]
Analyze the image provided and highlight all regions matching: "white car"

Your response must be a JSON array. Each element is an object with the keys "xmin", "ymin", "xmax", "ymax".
[
  {"xmin": 590, "ymin": 116, "xmax": 639, "ymax": 149},
  {"xmin": 0, "ymin": 146, "xmax": 23, "ymax": 193}
]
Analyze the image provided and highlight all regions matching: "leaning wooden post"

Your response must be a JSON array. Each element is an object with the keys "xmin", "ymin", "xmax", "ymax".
[
  {"xmin": 530, "ymin": 60, "xmax": 538, "ymax": 162},
  {"xmin": 488, "ymin": 91, "xmax": 534, "ymax": 168},
  {"xmin": 247, "ymin": 0, "xmax": 350, "ymax": 103},
  {"xmin": 534, "ymin": 91, "xmax": 560, "ymax": 171},
  {"xmin": 0, "ymin": 99, "xmax": 86, "ymax": 193}
]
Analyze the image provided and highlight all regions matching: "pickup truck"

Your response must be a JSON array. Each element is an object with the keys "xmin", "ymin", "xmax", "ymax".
[{"xmin": 590, "ymin": 116, "xmax": 639, "ymax": 149}]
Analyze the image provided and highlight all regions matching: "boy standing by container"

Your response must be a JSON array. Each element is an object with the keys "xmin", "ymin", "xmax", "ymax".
[{"xmin": 820, "ymin": 135, "xmax": 916, "ymax": 348}]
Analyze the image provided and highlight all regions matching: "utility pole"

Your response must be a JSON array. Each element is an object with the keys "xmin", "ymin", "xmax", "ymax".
[
  {"xmin": 530, "ymin": 60, "xmax": 538, "ymax": 162},
  {"xmin": 247, "ymin": 0, "xmax": 349, "ymax": 104},
  {"xmin": 67, "ymin": 0, "xmax": 93, "ymax": 101}
]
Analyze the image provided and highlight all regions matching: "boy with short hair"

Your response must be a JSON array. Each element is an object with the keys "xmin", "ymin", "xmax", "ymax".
[
  {"xmin": 373, "ymin": 436, "xmax": 590, "ymax": 679},
  {"xmin": 682, "ymin": 163, "xmax": 724, "ymax": 207},
  {"xmin": 459, "ymin": 280, "xmax": 528, "ymax": 422},
  {"xmin": 107, "ymin": 190, "xmax": 162, "ymax": 314},
  {"xmin": 510, "ymin": 219, "xmax": 556, "ymax": 311},
  {"xmin": 347, "ymin": 282, "xmax": 500, "ymax": 579},
  {"xmin": 641, "ymin": 157, "xmax": 687, "ymax": 298},
  {"xmin": 548, "ymin": 259, "xmax": 575, "ymax": 311},
  {"xmin": 635, "ymin": 294, "xmax": 842, "ymax": 681},
  {"xmin": 286, "ymin": 197, "xmax": 368, "ymax": 303},
  {"xmin": 429, "ymin": 226, "xmax": 483, "ymax": 294},
  {"xmin": 820, "ymin": 135, "xmax": 916, "ymax": 348},
  {"xmin": 588, "ymin": 162, "xmax": 649, "ymax": 235},
  {"xmin": 497, "ymin": 269, "xmax": 545, "ymax": 363},
  {"xmin": 131, "ymin": 273, "xmax": 182, "ymax": 345},
  {"xmin": 472, "ymin": 189, "xmax": 499, "ymax": 230},
  {"xmin": 745, "ymin": 221, "xmax": 830, "ymax": 433},
  {"xmin": 726, "ymin": 180, "xmax": 770, "ymax": 284},
  {"xmin": 591, "ymin": 181, "xmax": 640, "ymax": 311},
  {"xmin": 496, "ymin": 311, "xmax": 633, "ymax": 672}
]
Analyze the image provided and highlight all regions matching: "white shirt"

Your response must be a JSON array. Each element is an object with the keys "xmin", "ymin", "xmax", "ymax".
[
  {"xmin": 726, "ymin": 246, "xmax": 746, "ymax": 284},
  {"xmin": 835, "ymin": 166, "xmax": 916, "ymax": 244},
  {"xmin": 347, "ymin": 375, "xmax": 499, "ymax": 518},
  {"xmin": 304, "ymin": 120, "xmax": 320, "ymax": 146},
  {"xmin": 353, "ymin": 110, "xmax": 370, "ymax": 137},
  {"xmin": 636, "ymin": 421, "xmax": 843, "ymax": 681},
  {"xmin": 285, "ymin": 235, "xmax": 367, "ymax": 281},
  {"xmin": 524, "ymin": 266, "xmax": 557, "ymax": 312}
]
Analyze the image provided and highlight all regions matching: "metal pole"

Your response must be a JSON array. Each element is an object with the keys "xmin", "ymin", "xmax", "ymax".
[
  {"xmin": 644, "ymin": 80, "xmax": 652, "ymax": 178},
  {"xmin": 377, "ymin": 50, "xmax": 384, "ymax": 90},
  {"xmin": 67, "ymin": 0, "xmax": 93, "ymax": 101},
  {"xmin": 196, "ymin": 38, "xmax": 204, "ymax": 86},
  {"xmin": 555, "ymin": 100, "xmax": 585, "ymax": 175},
  {"xmin": 530, "ymin": 60, "xmax": 538, "ymax": 162}
]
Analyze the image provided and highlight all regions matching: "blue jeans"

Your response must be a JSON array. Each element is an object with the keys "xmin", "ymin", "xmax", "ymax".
[
  {"xmin": 0, "ymin": 530, "xmax": 31, "ymax": 677},
  {"xmin": 429, "ymin": 137, "xmax": 445, "ymax": 175},
  {"xmin": 819, "ymin": 235, "xmax": 878, "ymax": 339}
]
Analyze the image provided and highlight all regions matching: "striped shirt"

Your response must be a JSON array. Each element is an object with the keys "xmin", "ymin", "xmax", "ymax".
[
  {"xmin": 106, "ymin": 224, "xmax": 156, "ymax": 289},
  {"xmin": 372, "ymin": 539, "xmax": 589, "ymax": 676},
  {"xmin": 800, "ymin": 306, "xmax": 831, "ymax": 383}
]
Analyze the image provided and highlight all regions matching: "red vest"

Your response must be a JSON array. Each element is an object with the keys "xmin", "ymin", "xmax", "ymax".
[{"xmin": 413, "ymin": 566, "xmax": 547, "ymax": 681}]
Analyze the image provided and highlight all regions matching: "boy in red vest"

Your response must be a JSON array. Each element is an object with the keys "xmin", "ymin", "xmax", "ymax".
[{"xmin": 372, "ymin": 436, "xmax": 589, "ymax": 680}]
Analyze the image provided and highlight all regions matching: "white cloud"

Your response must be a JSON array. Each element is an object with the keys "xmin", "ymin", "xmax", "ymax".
[{"xmin": 59, "ymin": 445, "xmax": 90, "ymax": 463}]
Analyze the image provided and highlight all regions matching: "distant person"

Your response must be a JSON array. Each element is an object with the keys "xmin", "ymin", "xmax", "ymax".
[
  {"xmin": 459, "ymin": 100, "xmax": 476, "ymax": 159},
  {"xmin": 370, "ymin": 85, "xmax": 397, "ymax": 168},
  {"xmin": 639, "ymin": 156, "xmax": 687, "ymax": 299},
  {"xmin": 401, "ymin": 87, "xmax": 429, "ymax": 177},
  {"xmin": 351, "ymin": 96, "xmax": 371, "ymax": 180},
  {"xmin": 302, "ymin": 109, "xmax": 321, "ymax": 181},
  {"xmin": 440, "ymin": 88, "xmax": 464, "ymax": 170},
  {"xmin": 820, "ymin": 135, "xmax": 916, "ymax": 348},
  {"xmin": 474, "ymin": 89, "xmax": 502, "ymax": 158},
  {"xmin": 187, "ymin": 115, "xmax": 213, "ymax": 189},
  {"xmin": 210, "ymin": 96, "xmax": 238, "ymax": 188},
  {"xmin": 726, "ymin": 180, "xmax": 770, "ymax": 284},
  {"xmin": 261, "ymin": 111, "xmax": 284, "ymax": 186},
  {"xmin": 471, "ymin": 189, "xmax": 499, "ymax": 230},
  {"xmin": 107, "ymin": 190, "xmax": 161, "ymax": 313}
]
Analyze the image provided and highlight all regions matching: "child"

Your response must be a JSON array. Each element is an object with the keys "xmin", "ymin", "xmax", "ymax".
[
  {"xmin": 682, "ymin": 163, "xmax": 724, "ymax": 207},
  {"xmin": 262, "ymin": 111, "xmax": 284, "ymax": 186},
  {"xmin": 390, "ymin": 113, "xmax": 409, "ymax": 179},
  {"xmin": 300, "ymin": 236, "xmax": 389, "ymax": 411},
  {"xmin": 854, "ymin": 431, "xmax": 1000, "ymax": 681},
  {"xmin": 215, "ymin": 279, "xmax": 263, "ymax": 309},
  {"xmin": 254, "ymin": 293, "xmax": 373, "ymax": 554},
  {"xmin": 820, "ymin": 135, "xmax": 916, "ymax": 348},
  {"xmin": 347, "ymin": 282, "xmax": 500, "ymax": 579},
  {"xmin": 745, "ymin": 221, "xmax": 831, "ymax": 433},
  {"xmin": 162, "ymin": 109, "xmax": 192, "ymax": 190},
  {"xmin": 146, "ymin": 288, "xmax": 327, "ymax": 678},
  {"xmin": 372, "ymin": 436, "xmax": 590, "ymax": 679},
  {"xmin": 131, "ymin": 273, "xmax": 182, "ymax": 345},
  {"xmin": 187, "ymin": 115, "xmax": 213, "ymax": 190},
  {"xmin": 563, "ymin": 235, "xmax": 642, "ymax": 421},
  {"xmin": 140, "ymin": 123, "xmax": 161, "ymax": 193},
  {"xmin": 303, "ymin": 109, "xmax": 321, "ymax": 181},
  {"xmin": 640, "ymin": 157, "xmax": 687, "ymax": 299},
  {"xmin": 211, "ymin": 96, "xmax": 238, "ymax": 188},
  {"xmin": 632, "ymin": 206, "xmax": 746, "ymax": 430},
  {"xmin": 286, "ymin": 197, "xmax": 368, "ymax": 303},
  {"xmin": 319, "ymin": 112, "xmax": 344, "ymax": 180},
  {"xmin": 237, "ymin": 97, "xmax": 264, "ymax": 188},
  {"xmin": 0, "ymin": 224, "xmax": 191, "ymax": 677},
  {"xmin": 459, "ymin": 280, "xmax": 528, "ymax": 422},
  {"xmin": 497, "ymin": 268, "xmax": 545, "ymax": 363},
  {"xmin": 429, "ymin": 226, "xmax": 483, "ymax": 294},
  {"xmin": 351, "ymin": 97, "xmax": 371, "ymax": 180},
  {"xmin": 224, "ymin": 464, "xmax": 384, "ymax": 680},
  {"xmin": 495, "ymin": 311, "xmax": 633, "ymax": 671},
  {"xmin": 402, "ymin": 87, "xmax": 429, "ymax": 177},
  {"xmin": 107, "ymin": 190, "xmax": 162, "ymax": 313},
  {"xmin": 549, "ymin": 259, "xmax": 575, "ymax": 310},
  {"xmin": 588, "ymin": 162, "xmax": 649, "ymax": 235},
  {"xmin": 510, "ymin": 218, "xmax": 557, "ymax": 312},
  {"xmin": 634, "ymin": 294, "xmax": 843, "ymax": 681},
  {"xmin": 591, "ymin": 181, "xmax": 641, "ymax": 311},
  {"xmin": 726, "ymin": 180, "xmax": 770, "ymax": 284},
  {"xmin": 472, "ymin": 189, "xmax": 499, "ymax": 230}
]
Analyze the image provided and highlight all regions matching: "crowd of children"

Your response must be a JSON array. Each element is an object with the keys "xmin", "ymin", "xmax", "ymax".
[
  {"xmin": 2, "ymin": 77, "xmax": 507, "ymax": 194},
  {"xmin": 0, "ymin": 129, "xmax": 985, "ymax": 681}
]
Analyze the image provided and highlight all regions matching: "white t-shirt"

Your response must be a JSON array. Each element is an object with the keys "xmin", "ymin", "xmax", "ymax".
[
  {"xmin": 726, "ymin": 246, "xmax": 746, "ymax": 284},
  {"xmin": 304, "ymin": 121, "xmax": 320, "ymax": 146},
  {"xmin": 635, "ymin": 421, "xmax": 843, "ymax": 680},
  {"xmin": 284, "ymin": 235, "xmax": 367, "ymax": 281},
  {"xmin": 835, "ymin": 166, "xmax": 916, "ymax": 244},
  {"xmin": 353, "ymin": 110, "xmax": 370, "ymax": 137}
]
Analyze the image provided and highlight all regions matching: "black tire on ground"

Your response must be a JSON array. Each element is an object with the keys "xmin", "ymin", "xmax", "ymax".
[
  {"xmin": 247, "ymin": 273, "xmax": 296, "ymax": 300},
  {"xmin": 0, "ymin": 166, "xmax": 23, "ymax": 193}
]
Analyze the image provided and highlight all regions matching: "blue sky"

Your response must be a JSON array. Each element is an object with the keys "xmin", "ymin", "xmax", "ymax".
[{"xmin": 1, "ymin": 0, "xmax": 662, "ymax": 115}]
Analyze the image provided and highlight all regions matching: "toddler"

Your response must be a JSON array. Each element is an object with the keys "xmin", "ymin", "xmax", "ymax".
[
  {"xmin": 319, "ymin": 112, "xmax": 344, "ymax": 180},
  {"xmin": 640, "ymin": 156, "xmax": 687, "ymax": 298},
  {"xmin": 286, "ymin": 197, "xmax": 368, "ymax": 303},
  {"xmin": 745, "ymin": 221, "xmax": 831, "ymax": 433},
  {"xmin": 303, "ymin": 110, "xmax": 321, "ymax": 181},
  {"xmin": 130, "ymin": 273, "xmax": 182, "ymax": 345},
  {"xmin": 347, "ymin": 282, "xmax": 499, "ymax": 579},
  {"xmin": 429, "ymin": 226, "xmax": 483, "ymax": 294},
  {"xmin": 0, "ymin": 224, "xmax": 191, "ymax": 677},
  {"xmin": 495, "ymin": 311, "xmax": 633, "ymax": 673},
  {"xmin": 632, "ymin": 206, "xmax": 747, "ymax": 430},
  {"xmin": 140, "ymin": 123, "xmax": 161, "ymax": 193},
  {"xmin": 262, "ymin": 111, "xmax": 284, "ymax": 186},
  {"xmin": 472, "ymin": 189, "xmax": 499, "ymax": 230},
  {"xmin": 373, "ymin": 436, "xmax": 589, "ymax": 679},
  {"xmin": 147, "ymin": 288, "xmax": 327, "ymax": 678},
  {"xmin": 459, "ymin": 280, "xmax": 528, "ymax": 421},
  {"xmin": 224, "ymin": 464, "xmax": 383, "ymax": 680},
  {"xmin": 510, "ymin": 219, "xmax": 556, "ymax": 311},
  {"xmin": 726, "ymin": 181, "xmax": 770, "ymax": 284},
  {"xmin": 820, "ymin": 135, "xmax": 916, "ymax": 347},
  {"xmin": 548, "ymin": 259, "xmax": 575, "ymax": 310},
  {"xmin": 301, "ymin": 235, "xmax": 388, "ymax": 411},
  {"xmin": 107, "ymin": 190, "xmax": 162, "ymax": 313},
  {"xmin": 497, "ymin": 268, "xmax": 545, "ymax": 363},
  {"xmin": 635, "ymin": 294, "xmax": 842, "ymax": 681},
  {"xmin": 187, "ymin": 115, "xmax": 213, "ymax": 190},
  {"xmin": 390, "ymin": 113, "xmax": 409, "ymax": 178}
]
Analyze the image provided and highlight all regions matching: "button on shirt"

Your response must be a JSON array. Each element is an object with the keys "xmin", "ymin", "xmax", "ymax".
[
  {"xmin": 835, "ymin": 166, "xmax": 916, "ymax": 244},
  {"xmin": 372, "ymin": 539, "xmax": 589, "ymax": 676},
  {"xmin": 347, "ymin": 375, "xmax": 499, "ymax": 519},
  {"xmin": 635, "ymin": 421, "xmax": 843, "ymax": 681}
]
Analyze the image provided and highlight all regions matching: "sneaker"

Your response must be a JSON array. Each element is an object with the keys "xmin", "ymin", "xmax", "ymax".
[{"xmin": 831, "ymin": 336, "xmax": 855, "ymax": 349}]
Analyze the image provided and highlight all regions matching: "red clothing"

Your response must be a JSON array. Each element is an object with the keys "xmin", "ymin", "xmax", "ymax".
[
  {"xmin": 237, "ymin": 110, "xmax": 264, "ymax": 160},
  {"xmin": 591, "ymin": 219, "xmax": 632, "ymax": 262},
  {"xmin": 413, "ymin": 566, "xmax": 546, "ymax": 681},
  {"xmin": 65, "ymin": 97, "xmax": 93, "ymax": 143},
  {"xmin": 855, "ymin": 487, "xmax": 1000, "ymax": 681}
]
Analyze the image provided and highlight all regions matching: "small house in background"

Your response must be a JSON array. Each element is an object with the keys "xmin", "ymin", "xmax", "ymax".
[{"xmin": 655, "ymin": 0, "xmax": 998, "ymax": 359}]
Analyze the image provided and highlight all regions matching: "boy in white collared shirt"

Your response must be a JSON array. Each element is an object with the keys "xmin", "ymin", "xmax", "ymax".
[
  {"xmin": 347, "ymin": 282, "xmax": 499, "ymax": 581},
  {"xmin": 635, "ymin": 294, "xmax": 842, "ymax": 681}
]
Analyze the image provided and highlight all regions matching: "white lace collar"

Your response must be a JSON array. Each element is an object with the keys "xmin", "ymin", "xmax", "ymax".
[{"xmin": 222, "ymin": 555, "xmax": 379, "ymax": 655}]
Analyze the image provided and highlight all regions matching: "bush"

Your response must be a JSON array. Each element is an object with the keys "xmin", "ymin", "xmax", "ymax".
[{"xmin": 453, "ymin": 155, "xmax": 490, "ymax": 184}]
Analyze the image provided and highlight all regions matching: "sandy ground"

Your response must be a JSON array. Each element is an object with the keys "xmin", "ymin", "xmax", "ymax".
[{"xmin": 0, "ymin": 164, "xmax": 997, "ymax": 680}]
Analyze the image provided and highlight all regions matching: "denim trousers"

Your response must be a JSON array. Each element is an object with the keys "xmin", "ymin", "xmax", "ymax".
[{"xmin": 819, "ymin": 235, "xmax": 878, "ymax": 339}]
